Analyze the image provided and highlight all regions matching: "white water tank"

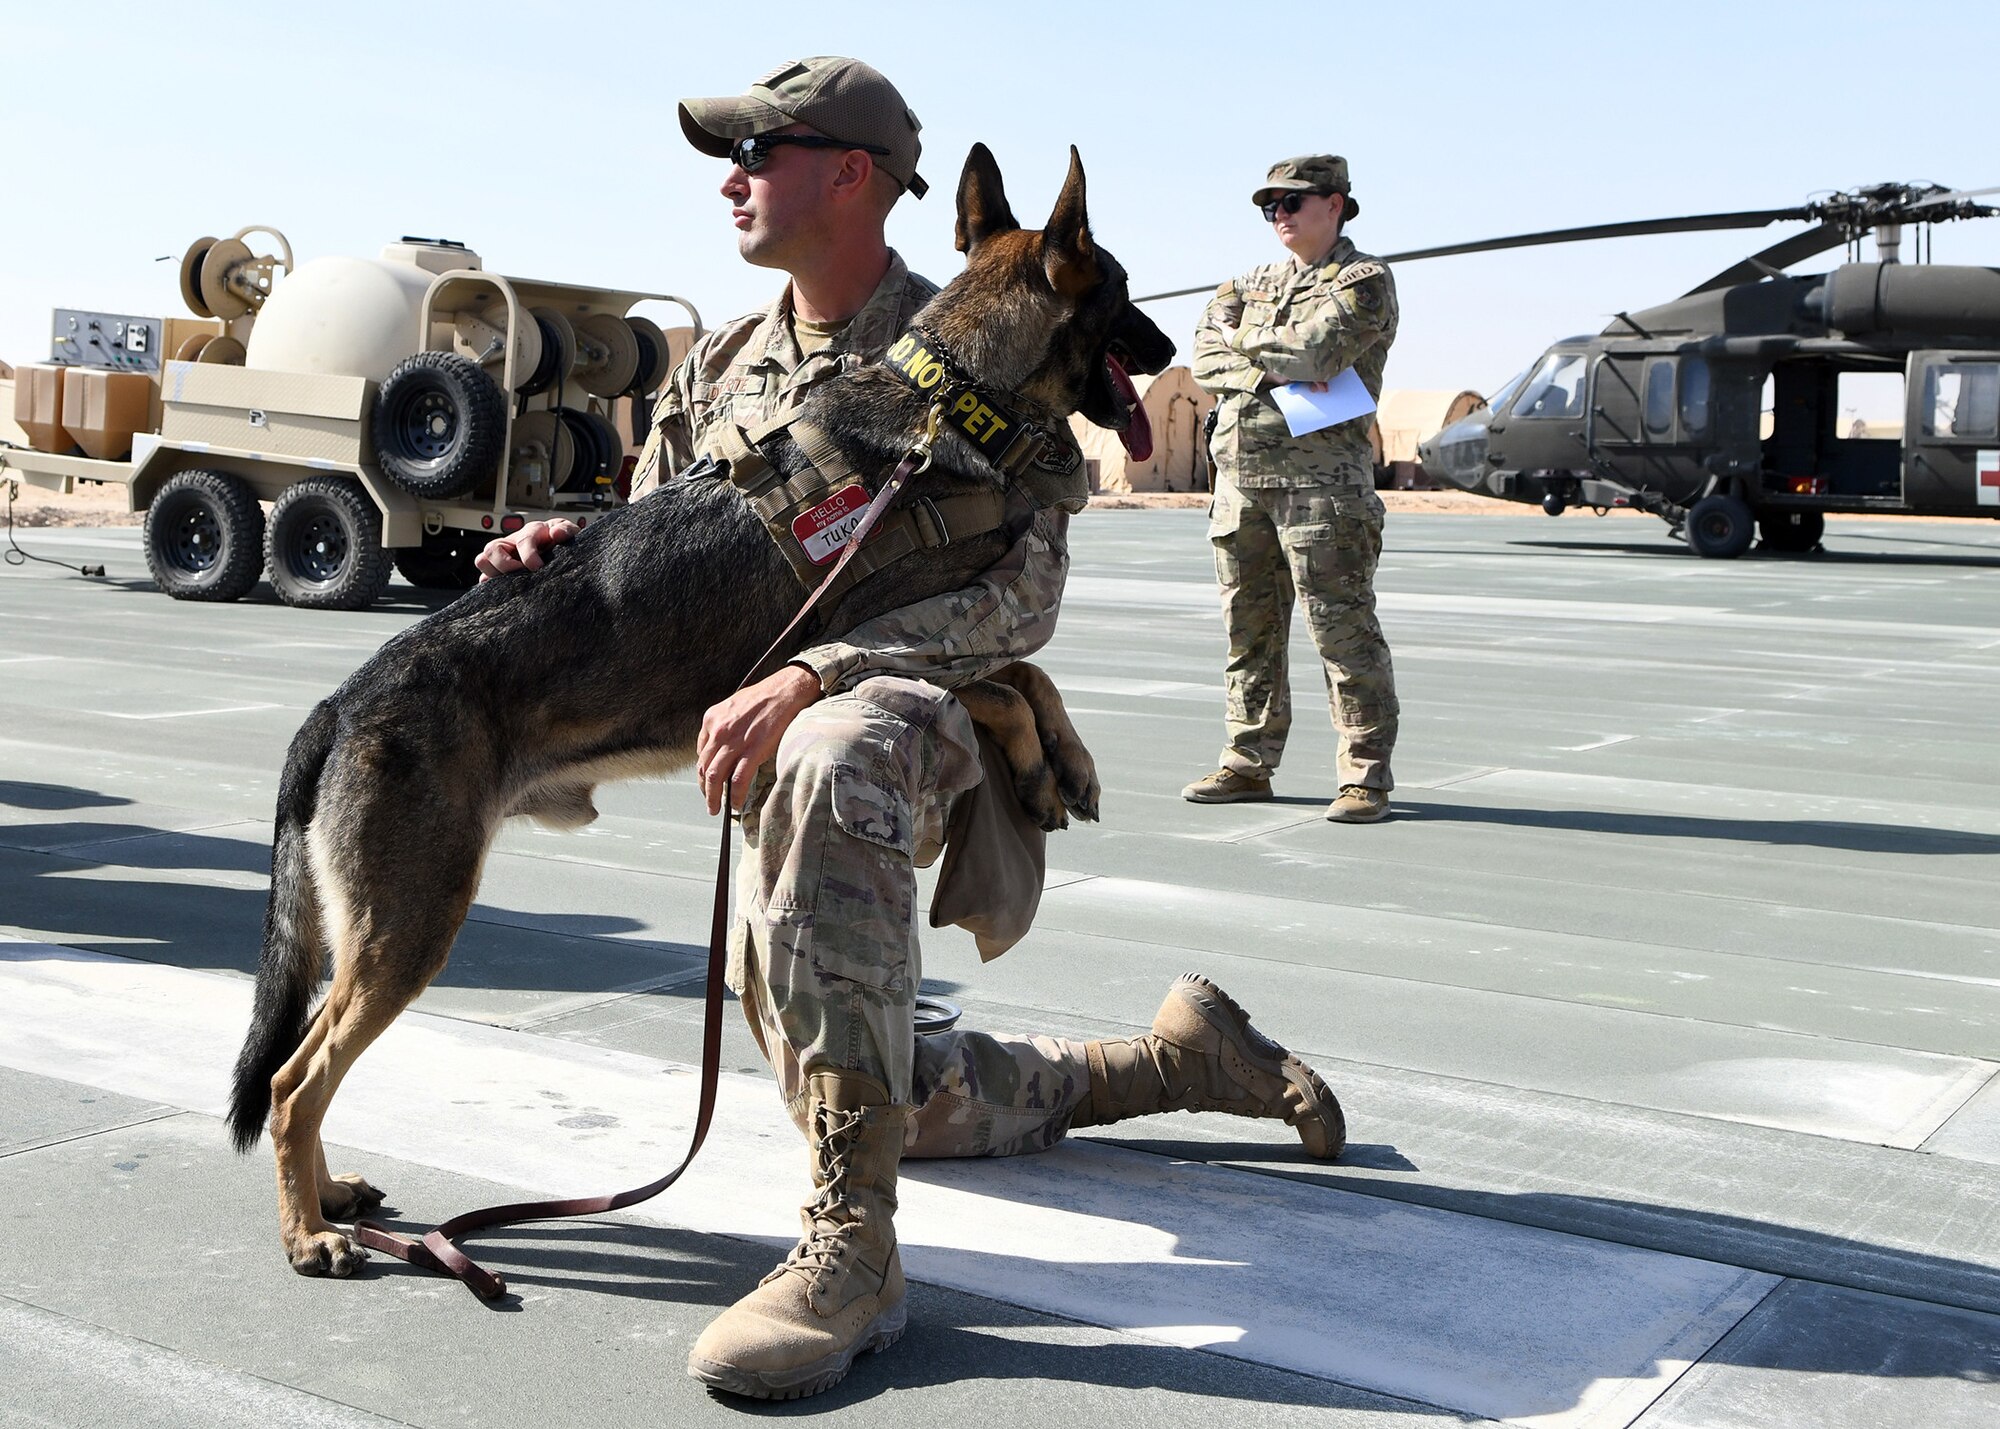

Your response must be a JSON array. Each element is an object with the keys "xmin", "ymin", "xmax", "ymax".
[{"xmin": 244, "ymin": 242, "xmax": 483, "ymax": 383}]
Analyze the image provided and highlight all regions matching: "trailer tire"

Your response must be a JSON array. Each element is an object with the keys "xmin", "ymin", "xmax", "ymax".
[
  {"xmin": 1758, "ymin": 508, "xmax": 1824, "ymax": 553},
  {"xmin": 265, "ymin": 476, "xmax": 393, "ymax": 610},
  {"xmin": 1684, "ymin": 494, "xmax": 1754, "ymax": 559},
  {"xmin": 391, "ymin": 529, "xmax": 482, "ymax": 591},
  {"xmin": 143, "ymin": 470, "xmax": 265, "ymax": 602},
  {"xmin": 373, "ymin": 351, "xmax": 506, "ymax": 501}
]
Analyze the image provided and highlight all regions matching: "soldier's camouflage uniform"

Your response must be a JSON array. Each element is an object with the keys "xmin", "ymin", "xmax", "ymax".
[
  {"xmin": 1193, "ymin": 235, "xmax": 1401, "ymax": 790},
  {"xmin": 633, "ymin": 252, "xmax": 1091, "ymax": 1156}
]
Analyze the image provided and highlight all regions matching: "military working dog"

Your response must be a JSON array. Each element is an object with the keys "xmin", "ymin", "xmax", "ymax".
[{"xmin": 227, "ymin": 144, "xmax": 1175, "ymax": 1277}]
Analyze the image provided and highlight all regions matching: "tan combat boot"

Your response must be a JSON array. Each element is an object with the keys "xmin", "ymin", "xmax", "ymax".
[
  {"xmin": 1327, "ymin": 785, "xmax": 1390, "ymax": 823},
  {"xmin": 1181, "ymin": 768, "xmax": 1274, "ymax": 804},
  {"xmin": 1070, "ymin": 974, "xmax": 1345, "ymax": 1158},
  {"xmin": 688, "ymin": 1072, "xmax": 909, "ymax": 1400}
]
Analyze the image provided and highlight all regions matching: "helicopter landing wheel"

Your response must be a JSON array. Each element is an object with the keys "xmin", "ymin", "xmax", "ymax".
[
  {"xmin": 1758, "ymin": 509, "xmax": 1824, "ymax": 554},
  {"xmin": 1684, "ymin": 494, "xmax": 1755, "ymax": 559}
]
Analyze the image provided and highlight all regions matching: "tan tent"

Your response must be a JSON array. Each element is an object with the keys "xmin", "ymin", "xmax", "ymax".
[{"xmin": 1068, "ymin": 367, "xmax": 1214, "ymax": 494}]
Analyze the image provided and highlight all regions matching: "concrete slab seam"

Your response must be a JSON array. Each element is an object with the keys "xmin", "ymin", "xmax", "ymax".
[{"xmin": 1, "ymin": 1106, "xmax": 188, "ymax": 1161}]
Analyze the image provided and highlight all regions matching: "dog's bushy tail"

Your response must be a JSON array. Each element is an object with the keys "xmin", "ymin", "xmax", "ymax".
[{"xmin": 228, "ymin": 699, "xmax": 338, "ymax": 1153}]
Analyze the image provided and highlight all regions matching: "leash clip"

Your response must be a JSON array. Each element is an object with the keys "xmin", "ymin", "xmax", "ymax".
[{"xmin": 908, "ymin": 402, "xmax": 943, "ymax": 475}]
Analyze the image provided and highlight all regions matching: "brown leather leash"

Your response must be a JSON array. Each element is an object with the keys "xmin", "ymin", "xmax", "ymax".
[{"xmin": 354, "ymin": 414, "xmax": 940, "ymax": 1301}]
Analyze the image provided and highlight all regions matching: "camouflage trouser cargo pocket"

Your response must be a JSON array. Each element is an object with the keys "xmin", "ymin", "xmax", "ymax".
[
  {"xmin": 810, "ymin": 756, "xmax": 918, "ymax": 996},
  {"xmin": 1283, "ymin": 490, "xmax": 1398, "ymax": 789},
  {"xmin": 1210, "ymin": 478, "xmax": 1295, "ymax": 772},
  {"xmin": 830, "ymin": 758, "xmax": 915, "ymax": 856},
  {"xmin": 733, "ymin": 678, "xmax": 982, "ymax": 1102}
]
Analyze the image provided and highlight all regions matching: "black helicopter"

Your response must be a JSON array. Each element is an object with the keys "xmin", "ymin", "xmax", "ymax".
[{"xmin": 1143, "ymin": 183, "xmax": 2000, "ymax": 557}]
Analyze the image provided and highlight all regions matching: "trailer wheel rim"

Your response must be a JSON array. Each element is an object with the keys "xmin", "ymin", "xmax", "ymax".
[
  {"xmin": 166, "ymin": 502, "xmax": 224, "ymax": 573},
  {"xmin": 287, "ymin": 510, "xmax": 351, "ymax": 583},
  {"xmin": 396, "ymin": 388, "xmax": 460, "ymax": 463}
]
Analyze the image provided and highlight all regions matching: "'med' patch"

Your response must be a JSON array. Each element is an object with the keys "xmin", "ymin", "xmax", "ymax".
[
  {"xmin": 793, "ymin": 484, "xmax": 871, "ymax": 564},
  {"xmin": 1979, "ymin": 449, "xmax": 2000, "ymax": 507}
]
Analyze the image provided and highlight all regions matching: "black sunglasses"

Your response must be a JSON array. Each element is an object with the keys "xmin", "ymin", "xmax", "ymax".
[
  {"xmin": 730, "ymin": 133, "xmax": 890, "ymax": 173},
  {"xmin": 1259, "ymin": 191, "xmax": 1327, "ymax": 222}
]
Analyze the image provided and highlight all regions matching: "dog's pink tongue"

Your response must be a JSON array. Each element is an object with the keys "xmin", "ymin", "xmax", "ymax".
[{"xmin": 1108, "ymin": 354, "xmax": 1152, "ymax": 462}]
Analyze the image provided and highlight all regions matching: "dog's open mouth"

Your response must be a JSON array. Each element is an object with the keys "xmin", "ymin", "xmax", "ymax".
[{"xmin": 1105, "ymin": 353, "xmax": 1152, "ymax": 462}]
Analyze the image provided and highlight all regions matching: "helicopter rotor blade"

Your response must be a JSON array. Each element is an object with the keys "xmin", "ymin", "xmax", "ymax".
[
  {"xmin": 1905, "ymin": 184, "xmax": 2000, "ymax": 210},
  {"xmin": 1132, "ymin": 282, "xmax": 1232, "ymax": 304},
  {"xmin": 1128, "ymin": 184, "xmax": 2000, "ymax": 307},
  {"xmin": 1683, "ymin": 221, "xmax": 1850, "ymax": 295},
  {"xmin": 1377, "ymin": 208, "xmax": 1814, "ymax": 265},
  {"xmin": 1131, "ymin": 206, "xmax": 1813, "ymax": 304}
]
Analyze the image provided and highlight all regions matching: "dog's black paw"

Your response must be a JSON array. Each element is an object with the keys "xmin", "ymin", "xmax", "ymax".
[
  {"xmin": 1046, "ymin": 736, "xmax": 1101, "ymax": 823},
  {"xmin": 1013, "ymin": 762, "xmax": 1069, "ymax": 832}
]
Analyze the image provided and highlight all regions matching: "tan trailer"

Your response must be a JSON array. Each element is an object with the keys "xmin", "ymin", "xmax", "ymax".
[{"xmin": 2, "ymin": 227, "xmax": 699, "ymax": 609}]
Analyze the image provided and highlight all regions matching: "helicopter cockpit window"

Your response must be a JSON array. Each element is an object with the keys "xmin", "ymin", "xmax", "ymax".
[
  {"xmin": 1923, "ymin": 363, "xmax": 2000, "ymax": 441},
  {"xmin": 1678, "ymin": 358, "xmax": 1713, "ymax": 439},
  {"xmin": 1484, "ymin": 369, "xmax": 1528, "ymax": 417},
  {"xmin": 1512, "ymin": 353, "xmax": 1585, "ymax": 419},
  {"xmin": 1643, "ymin": 361, "xmax": 1675, "ymax": 437}
]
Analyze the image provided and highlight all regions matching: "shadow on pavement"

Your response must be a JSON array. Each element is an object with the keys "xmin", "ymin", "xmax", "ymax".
[
  {"xmin": 1391, "ymin": 796, "xmax": 2000, "ymax": 856},
  {"xmin": 0, "ymin": 780, "xmax": 134, "ymax": 812},
  {"xmin": 0, "ymin": 815, "xmax": 702, "ymax": 995},
  {"xmin": 1104, "ymin": 1131, "xmax": 2000, "ymax": 1323},
  {"xmin": 1505, "ymin": 536, "xmax": 2000, "ymax": 568},
  {"xmin": 351, "ymin": 1218, "xmax": 1468, "ymax": 1417}
]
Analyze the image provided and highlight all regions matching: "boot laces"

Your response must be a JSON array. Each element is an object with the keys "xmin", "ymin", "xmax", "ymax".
[{"xmin": 773, "ymin": 1105, "xmax": 870, "ymax": 1287}]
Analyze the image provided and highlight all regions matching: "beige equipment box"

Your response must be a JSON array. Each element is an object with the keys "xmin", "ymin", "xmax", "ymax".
[{"xmin": 1, "ymin": 225, "xmax": 700, "ymax": 610}]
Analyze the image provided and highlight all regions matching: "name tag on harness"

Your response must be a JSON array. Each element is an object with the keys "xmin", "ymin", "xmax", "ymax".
[{"xmin": 793, "ymin": 484, "xmax": 872, "ymax": 564}]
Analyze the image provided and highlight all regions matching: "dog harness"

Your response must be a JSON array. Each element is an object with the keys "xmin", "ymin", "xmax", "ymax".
[{"xmin": 698, "ymin": 324, "xmax": 1087, "ymax": 604}]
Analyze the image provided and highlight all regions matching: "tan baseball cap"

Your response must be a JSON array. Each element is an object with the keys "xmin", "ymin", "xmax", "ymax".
[
  {"xmin": 1252, "ymin": 154, "xmax": 1359, "ymax": 221},
  {"xmin": 679, "ymin": 56, "xmax": 928, "ymax": 198}
]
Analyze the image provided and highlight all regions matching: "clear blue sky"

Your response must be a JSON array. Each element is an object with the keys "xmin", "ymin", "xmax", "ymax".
[{"xmin": 7, "ymin": 0, "xmax": 1999, "ymax": 399}]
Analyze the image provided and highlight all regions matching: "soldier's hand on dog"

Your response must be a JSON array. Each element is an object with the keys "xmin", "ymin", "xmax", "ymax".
[
  {"xmin": 475, "ymin": 519, "xmax": 581, "ymax": 581},
  {"xmin": 696, "ymin": 665, "xmax": 824, "ymax": 814}
]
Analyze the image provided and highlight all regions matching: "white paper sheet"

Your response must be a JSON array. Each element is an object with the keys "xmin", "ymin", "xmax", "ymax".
[{"xmin": 1270, "ymin": 368, "xmax": 1377, "ymax": 437}]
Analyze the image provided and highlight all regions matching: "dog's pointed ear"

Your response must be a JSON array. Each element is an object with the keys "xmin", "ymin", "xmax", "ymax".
[
  {"xmin": 955, "ymin": 143, "xmax": 1018, "ymax": 253},
  {"xmin": 1043, "ymin": 145, "xmax": 1100, "ymax": 299}
]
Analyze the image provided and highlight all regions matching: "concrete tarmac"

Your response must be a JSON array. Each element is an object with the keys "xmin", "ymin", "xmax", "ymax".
[{"xmin": 2, "ymin": 511, "xmax": 1997, "ymax": 1427}]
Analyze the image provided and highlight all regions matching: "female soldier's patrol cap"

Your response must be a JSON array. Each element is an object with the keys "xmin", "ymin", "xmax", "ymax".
[
  {"xmin": 679, "ymin": 56, "xmax": 928, "ymax": 198},
  {"xmin": 1252, "ymin": 155, "xmax": 1359, "ymax": 221}
]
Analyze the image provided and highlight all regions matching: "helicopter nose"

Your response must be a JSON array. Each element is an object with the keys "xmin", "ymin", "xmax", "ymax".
[{"xmin": 1422, "ymin": 412, "xmax": 1490, "ymax": 493}]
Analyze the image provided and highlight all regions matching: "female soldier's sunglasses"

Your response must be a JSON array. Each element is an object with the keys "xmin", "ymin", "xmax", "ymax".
[
  {"xmin": 1259, "ymin": 192, "xmax": 1326, "ymax": 222},
  {"xmin": 730, "ymin": 133, "xmax": 890, "ymax": 173}
]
